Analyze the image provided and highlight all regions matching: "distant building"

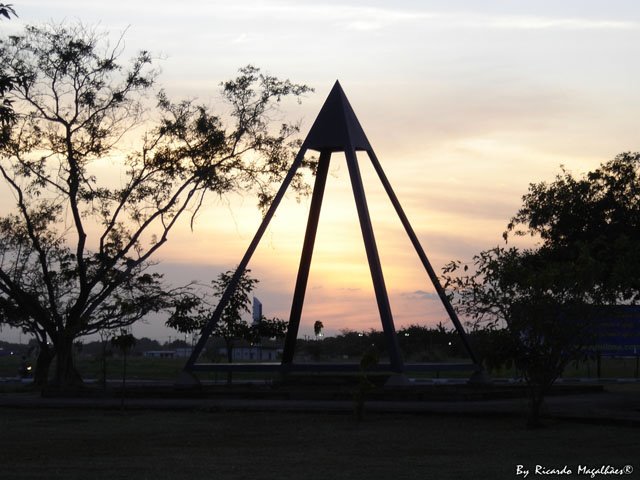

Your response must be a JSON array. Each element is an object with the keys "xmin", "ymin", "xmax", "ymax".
[
  {"xmin": 143, "ymin": 350, "xmax": 175, "ymax": 358},
  {"xmin": 174, "ymin": 347, "xmax": 193, "ymax": 358},
  {"xmin": 252, "ymin": 297, "xmax": 262, "ymax": 325},
  {"xmin": 218, "ymin": 339, "xmax": 282, "ymax": 362},
  {"xmin": 143, "ymin": 347, "xmax": 193, "ymax": 358}
]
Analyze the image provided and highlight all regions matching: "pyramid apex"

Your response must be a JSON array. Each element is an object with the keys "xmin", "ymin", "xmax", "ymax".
[{"xmin": 303, "ymin": 81, "xmax": 371, "ymax": 152}]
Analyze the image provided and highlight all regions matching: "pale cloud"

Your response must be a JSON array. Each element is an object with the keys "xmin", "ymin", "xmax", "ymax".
[
  {"xmin": 16, "ymin": 1, "xmax": 638, "ymax": 32},
  {"xmin": 214, "ymin": 3, "xmax": 639, "ymax": 32},
  {"xmin": 405, "ymin": 290, "xmax": 439, "ymax": 301},
  {"xmin": 232, "ymin": 33, "xmax": 258, "ymax": 44},
  {"xmin": 223, "ymin": 3, "xmax": 640, "ymax": 33},
  {"xmin": 451, "ymin": 12, "xmax": 626, "ymax": 32}
]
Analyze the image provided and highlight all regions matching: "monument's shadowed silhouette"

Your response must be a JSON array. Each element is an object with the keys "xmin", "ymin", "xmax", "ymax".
[{"xmin": 181, "ymin": 81, "xmax": 482, "ymax": 383}]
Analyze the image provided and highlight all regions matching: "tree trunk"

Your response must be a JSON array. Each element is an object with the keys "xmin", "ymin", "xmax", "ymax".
[
  {"xmin": 120, "ymin": 351, "xmax": 127, "ymax": 411},
  {"xmin": 53, "ymin": 335, "xmax": 83, "ymax": 389},
  {"xmin": 33, "ymin": 342, "xmax": 54, "ymax": 387},
  {"xmin": 101, "ymin": 340, "xmax": 108, "ymax": 391},
  {"xmin": 527, "ymin": 384, "xmax": 545, "ymax": 429}
]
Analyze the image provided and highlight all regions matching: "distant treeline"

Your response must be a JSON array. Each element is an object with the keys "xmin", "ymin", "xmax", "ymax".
[
  {"xmin": 295, "ymin": 324, "xmax": 467, "ymax": 362},
  {"xmin": 1, "ymin": 337, "xmax": 192, "ymax": 358},
  {"xmin": 4, "ymin": 324, "xmax": 513, "ymax": 365}
]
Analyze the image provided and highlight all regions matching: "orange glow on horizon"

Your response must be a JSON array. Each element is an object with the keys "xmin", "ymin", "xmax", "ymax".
[{"xmin": 154, "ymin": 150, "xmax": 462, "ymax": 336}]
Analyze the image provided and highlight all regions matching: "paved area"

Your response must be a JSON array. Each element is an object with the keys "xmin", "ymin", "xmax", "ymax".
[{"xmin": 1, "ymin": 380, "xmax": 639, "ymax": 426}]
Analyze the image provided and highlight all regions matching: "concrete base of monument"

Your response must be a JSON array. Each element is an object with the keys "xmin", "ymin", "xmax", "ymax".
[
  {"xmin": 468, "ymin": 369, "xmax": 493, "ymax": 385},
  {"xmin": 384, "ymin": 373, "xmax": 411, "ymax": 387},
  {"xmin": 174, "ymin": 370, "xmax": 201, "ymax": 389}
]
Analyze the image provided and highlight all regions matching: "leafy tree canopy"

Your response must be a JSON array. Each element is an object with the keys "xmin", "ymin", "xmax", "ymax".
[
  {"xmin": 0, "ymin": 22, "xmax": 312, "ymax": 386},
  {"xmin": 0, "ymin": 3, "xmax": 18, "ymax": 142},
  {"xmin": 442, "ymin": 153, "xmax": 640, "ymax": 426},
  {"xmin": 506, "ymin": 152, "xmax": 640, "ymax": 303},
  {"xmin": 166, "ymin": 268, "xmax": 288, "ymax": 353},
  {"xmin": 0, "ymin": 4, "xmax": 16, "ymax": 19}
]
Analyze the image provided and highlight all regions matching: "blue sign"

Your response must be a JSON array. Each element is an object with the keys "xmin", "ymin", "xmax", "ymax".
[{"xmin": 589, "ymin": 306, "xmax": 640, "ymax": 356}]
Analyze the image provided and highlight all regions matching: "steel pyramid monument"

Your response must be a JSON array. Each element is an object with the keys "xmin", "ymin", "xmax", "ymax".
[
  {"xmin": 304, "ymin": 81, "xmax": 371, "ymax": 151},
  {"xmin": 182, "ymin": 81, "xmax": 481, "ymax": 380}
]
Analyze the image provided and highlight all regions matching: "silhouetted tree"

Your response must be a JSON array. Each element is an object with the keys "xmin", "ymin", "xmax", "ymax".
[
  {"xmin": 0, "ymin": 3, "xmax": 18, "ymax": 145},
  {"xmin": 205, "ymin": 268, "xmax": 257, "ymax": 367},
  {"xmin": 97, "ymin": 329, "xmax": 114, "ymax": 390},
  {"xmin": 0, "ymin": 4, "xmax": 16, "ymax": 19},
  {"xmin": 397, "ymin": 324, "xmax": 457, "ymax": 361},
  {"xmin": 443, "ymin": 247, "xmax": 592, "ymax": 428},
  {"xmin": 167, "ymin": 268, "xmax": 287, "ymax": 382},
  {"xmin": 254, "ymin": 316, "xmax": 288, "ymax": 340},
  {"xmin": 313, "ymin": 320, "xmax": 324, "ymax": 338},
  {"xmin": 111, "ymin": 330, "xmax": 136, "ymax": 409},
  {"xmin": 354, "ymin": 346, "xmax": 379, "ymax": 423},
  {"xmin": 443, "ymin": 153, "xmax": 640, "ymax": 427},
  {"xmin": 506, "ymin": 152, "xmax": 640, "ymax": 304},
  {"xmin": 0, "ymin": 22, "xmax": 312, "ymax": 388}
]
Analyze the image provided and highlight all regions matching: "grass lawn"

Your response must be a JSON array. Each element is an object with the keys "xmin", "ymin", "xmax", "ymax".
[
  {"xmin": 0, "ymin": 408, "xmax": 637, "ymax": 480},
  {"xmin": 2, "ymin": 354, "xmax": 639, "ymax": 382}
]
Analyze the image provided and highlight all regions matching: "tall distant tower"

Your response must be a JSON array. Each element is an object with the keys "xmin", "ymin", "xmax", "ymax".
[{"xmin": 252, "ymin": 297, "xmax": 262, "ymax": 326}]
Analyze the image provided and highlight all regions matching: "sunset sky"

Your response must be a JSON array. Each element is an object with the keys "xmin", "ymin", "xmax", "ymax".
[{"xmin": 2, "ymin": 1, "xmax": 639, "ymax": 343}]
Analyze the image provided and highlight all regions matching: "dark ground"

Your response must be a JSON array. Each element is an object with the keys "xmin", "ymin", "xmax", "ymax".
[{"xmin": 1, "ymin": 379, "xmax": 639, "ymax": 479}]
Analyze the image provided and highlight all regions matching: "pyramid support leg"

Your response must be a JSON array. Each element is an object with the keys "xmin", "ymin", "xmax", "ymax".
[
  {"xmin": 282, "ymin": 151, "xmax": 332, "ymax": 364},
  {"xmin": 366, "ymin": 149, "xmax": 482, "ymax": 368},
  {"xmin": 345, "ymin": 148, "xmax": 404, "ymax": 373},
  {"xmin": 183, "ymin": 147, "xmax": 309, "ymax": 373}
]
